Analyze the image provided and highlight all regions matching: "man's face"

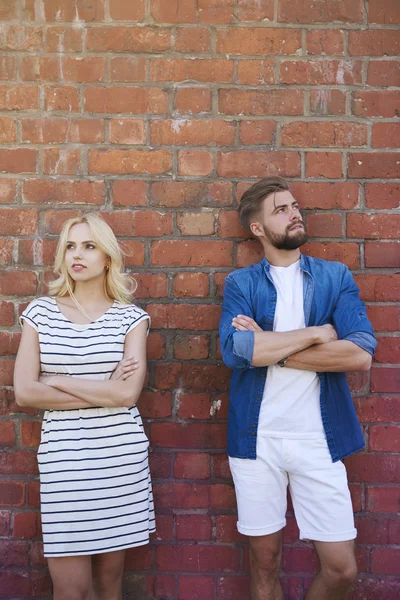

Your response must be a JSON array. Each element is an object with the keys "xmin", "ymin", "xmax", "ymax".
[{"xmin": 250, "ymin": 190, "xmax": 307, "ymax": 250}]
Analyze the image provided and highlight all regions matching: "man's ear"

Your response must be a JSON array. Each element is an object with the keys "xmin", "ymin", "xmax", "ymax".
[{"xmin": 250, "ymin": 221, "xmax": 264, "ymax": 238}]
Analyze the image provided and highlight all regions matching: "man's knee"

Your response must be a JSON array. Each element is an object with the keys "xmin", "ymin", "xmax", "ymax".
[
  {"xmin": 250, "ymin": 536, "xmax": 282, "ymax": 575},
  {"xmin": 322, "ymin": 561, "xmax": 357, "ymax": 588},
  {"xmin": 54, "ymin": 586, "xmax": 91, "ymax": 600}
]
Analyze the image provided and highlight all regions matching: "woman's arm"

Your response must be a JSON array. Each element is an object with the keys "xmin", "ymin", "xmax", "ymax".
[
  {"xmin": 41, "ymin": 320, "xmax": 148, "ymax": 408},
  {"xmin": 14, "ymin": 323, "xmax": 93, "ymax": 410}
]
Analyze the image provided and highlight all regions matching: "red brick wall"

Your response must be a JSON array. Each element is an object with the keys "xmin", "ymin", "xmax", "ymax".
[{"xmin": 1, "ymin": 1, "xmax": 399, "ymax": 598}]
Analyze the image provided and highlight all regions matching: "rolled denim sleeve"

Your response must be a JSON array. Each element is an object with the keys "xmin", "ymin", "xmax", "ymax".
[
  {"xmin": 343, "ymin": 332, "xmax": 377, "ymax": 356},
  {"xmin": 219, "ymin": 275, "xmax": 255, "ymax": 370}
]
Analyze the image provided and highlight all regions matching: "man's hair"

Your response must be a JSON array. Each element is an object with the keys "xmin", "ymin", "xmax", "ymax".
[{"xmin": 238, "ymin": 176, "xmax": 289, "ymax": 232}]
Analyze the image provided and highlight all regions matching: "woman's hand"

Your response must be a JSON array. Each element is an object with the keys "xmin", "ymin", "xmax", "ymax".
[{"xmin": 110, "ymin": 356, "xmax": 140, "ymax": 381}]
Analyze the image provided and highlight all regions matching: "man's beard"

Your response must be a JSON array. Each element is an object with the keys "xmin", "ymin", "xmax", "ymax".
[{"xmin": 263, "ymin": 222, "xmax": 308, "ymax": 250}]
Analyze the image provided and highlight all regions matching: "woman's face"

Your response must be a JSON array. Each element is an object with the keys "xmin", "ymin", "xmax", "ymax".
[{"xmin": 64, "ymin": 223, "xmax": 109, "ymax": 284}]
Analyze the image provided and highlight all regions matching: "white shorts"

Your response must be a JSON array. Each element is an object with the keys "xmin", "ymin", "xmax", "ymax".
[{"xmin": 229, "ymin": 437, "xmax": 357, "ymax": 542}]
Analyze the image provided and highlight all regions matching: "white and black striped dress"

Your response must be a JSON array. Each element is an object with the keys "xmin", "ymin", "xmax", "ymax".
[{"xmin": 20, "ymin": 296, "xmax": 155, "ymax": 557}]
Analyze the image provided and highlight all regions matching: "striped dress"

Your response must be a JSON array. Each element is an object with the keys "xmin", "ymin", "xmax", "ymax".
[{"xmin": 20, "ymin": 296, "xmax": 155, "ymax": 557}]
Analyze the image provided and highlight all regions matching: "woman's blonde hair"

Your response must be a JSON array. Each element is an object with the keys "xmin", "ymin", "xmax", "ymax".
[{"xmin": 48, "ymin": 213, "xmax": 136, "ymax": 304}]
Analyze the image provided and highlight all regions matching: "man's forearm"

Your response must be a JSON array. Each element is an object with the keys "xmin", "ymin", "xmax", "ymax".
[
  {"xmin": 286, "ymin": 340, "xmax": 372, "ymax": 372},
  {"xmin": 252, "ymin": 327, "xmax": 321, "ymax": 367}
]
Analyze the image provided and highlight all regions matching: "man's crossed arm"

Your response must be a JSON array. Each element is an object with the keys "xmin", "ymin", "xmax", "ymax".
[{"xmin": 232, "ymin": 315, "xmax": 372, "ymax": 372}]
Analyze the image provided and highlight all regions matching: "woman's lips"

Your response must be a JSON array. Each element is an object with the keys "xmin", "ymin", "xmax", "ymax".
[{"xmin": 71, "ymin": 264, "xmax": 86, "ymax": 271}]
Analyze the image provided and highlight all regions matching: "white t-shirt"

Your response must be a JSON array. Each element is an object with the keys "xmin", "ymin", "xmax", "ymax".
[{"xmin": 257, "ymin": 260, "xmax": 325, "ymax": 439}]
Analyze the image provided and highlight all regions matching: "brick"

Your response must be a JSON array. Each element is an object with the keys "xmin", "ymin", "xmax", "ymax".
[
  {"xmin": 365, "ymin": 184, "xmax": 400, "ymax": 209},
  {"xmin": 87, "ymin": 26, "xmax": 171, "ymax": 52},
  {"xmin": 279, "ymin": 0, "xmax": 363, "ymax": 23},
  {"xmin": 157, "ymin": 545, "xmax": 240, "ymax": 572},
  {"xmin": 0, "ymin": 331, "xmax": 19, "ymax": 356},
  {"xmin": 21, "ymin": 55, "xmax": 60, "ymax": 82},
  {"xmin": 219, "ymin": 89, "xmax": 303, "ymax": 115},
  {"xmin": 306, "ymin": 213, "xmax": 343, "ymax": 238},
  {"xmin": 63, "ymin": 57, "xmax": 106, "ymax": 82},
  {"xmin": 174, "ymin": 452, "xmax": 210, "ymax": 479},
  {"xmin": 109, "ymin": 58, "xmax": 146, "ymax": 83},
  {"xmin": 366, "ymin": 306, "xmax": 400, "ymax": 331},
  {"xmin": 0, "ymin": 572, "xmax": 31, "ymax": 596},
  {"xmin": 345, "ymin": 453, "xmax": 400, "ymax": 483},
  {"xmin": 239, "ymin": 120, "xmax": 276, "ymax": 145},
  {"xmin": 88, "ymin": 149, "xmax": 171, "ymax": 174},
  {"xmin": 281, "ymin": 60, "xmax": 361, "ymax": 85},
  {"xmin": 155, "ymin": 575, "xmax": 176, "ymax": 598},
  {"xmin": 353, "ymin": 91, "xmax": 400, "ymax": 117},
  {"xmin": 124, "ymin": 546, "xmax": 153, "ymax": 570},
  {"xmin": 0, "ymin": 85, "xmax": 39, "ymax": 111},
  {"xmin": 347, "ymin": 214, "xmax": 400, "ymax": 239},
  {"xmin": 367, "ymin": 60, "xmax": 400, "ymax": 86},
  {"xmin": 306, "ymin": 152, "xmax": 343, "ymax": 178},
  {"xmin": 153, "ymin": 483, "xmax": 209, "ymax": 509},
  {"xmin": 197, "ymin": 0, "xmax": 235, "ymax": 24},
  {"xmin": 174, "ymin": 87, "xmax": 212, "ymax": 114},
  {"xmin": 355, "ymin": 274, "xmax": 400, "ymax": 302},
  {"xmin": 216, "ymin": 515, "xmax": 244, "ymax": 543},
  {"xmin": 1, "ymin": 25, "xmax": 43, "ymax": 51},
  {"xmin": 210, "ymin": 483, "xmax": 236, "ymax": 509},
  {"xmin": 0, "ymin": 272, "xmax": 37, "ymax": 296},
  {"xmin": 0, "ymin": 450, "xmax": 38, "ymax": 475},
  {"xmin": 22, "ymin": 117, "xmax": 104, "ymax": 144},
  {"xmin": 310, "ymin": 90, "xmax": 346, "ymax": 116},
  {"xmin": 0, "ymin": 179, "xmax": 16, "ymax": 204},
  {"xmin": 0, "ymin": 482, "xmax": 24, "ymax": 507},
  {"xmin": 348, "ymin": 153, "xmax": 400, "ymax": 178},
  {"xmin": 112, "ymin": 180, "xmax": 147, "ymax": 207},
  {"xmin": 217, "ymin": 150, "xmax": 300, "ymax": 178},
  {"xmin": 0, "ymin": 421, "xmax": 14, "ymax": 446},
  {"xmin": 20, "ymin": 421, "xmax": 42, "ymax": 447},
  {"xmin": 152, "ymin": 240, "xmax": 232, "ymax": 266},
  {"xmin": 371, "ymin": 367, "xmax": 400, "ymax": 393},
  {"xmin": 368, "ymin": 0, "xmax": 400, "ymax": 23},
  {"xmin": 154, "ymin": 515, "xmax": 174, "ymax": 542},
  {"xmin": 84, "ymin": 86, "xmax": 168, "ymax": 114},
  {"xmin": 0, "ymin": 117, "xmax": 16, "ymax": 143},
  {"xmin": 109, "ymin": 118, "xmax": 146, "ymax": 145},
  {"xmin": 151, "ymin": 181, "xmax": 233, "ymax": 207},
  {"xmin": 237, "ymin": 240, "xmax": 265, "ymax": 267},
  {"xmin": 237, "ymin": 59, "xmax": 275, "ymax": 85},
  {"xmin": 109, "ymin": 0, "xmax": 145, "ymax": 20},
  {"xmin": 13, "ymin": 512, "xmax": 39, "ymax": 540},
  {"xmin": 132, "ymin": 273, "xmax": 168, "ymax": 299},
  {"xmin": 216, "ymin": 27, "xmax": 301, "ymax": 54},
  {"xmin": 173, "ymin": 273, "xmax": 209, "ymax": 298},
  {"xmin": 148, "ymin": 452, "xmax": 172, "ymax": 478},
  {"xmin": 366, "ymin": 242, "xmax": 400, "ymax": 268},
  {"xmin": 174, "ymin": 335, "xmax": 209, "ymax": 360},
  {"xmin": 0, "ymin": 56, "xmax": 17, "ymax": 81},
  {"xmin": 306, "ymin": 29, "xmax": 345, "ymax": 55},
  {"xmin": 0, "ymin": 0, "xmax": 17, "ymax": 19},
  {"xmin": 213, "ymin": 453, "xmax": 230, "ymax": 479},
  {"xmin": 369, "ymin": 425, "xmax": 400, "ymax": 452},
  {"xmin": 178, "ymin": 576, "xmax": 214, "ymax": 600},
  {"xmin": 218, "ymin": 211, "xmax": 250, "ymax": 238},
  {"xmin": 151, "ymin": 423, "xmax": 226, "ymax": 449},
  {"xmin": 134, "ymin": 210, "xmax": 173, "ymax": 237},
  {"xmin": 45, "ymin": 26, "xmax": 84, "ymax": 52},
  {"xmin": 0, "ymin": 239, "xmax": 13, "ymax": 266},
  {"xmin": 43, "ymin": 209, "xmax": 81, "ymax": 234},
  {"xmin": 0, "ymin": 510, "xmax": 10, "ymax": 536},
  {"xmin": 176, "ymin": 515, "xmax": 212, "ymax": 540},
  {"xmin": 150, "ymin": 58, "xmax": 234, "ymax": 83},
  {"xmin": 151, "ymin": 119, "xmax": 234, "ymax": 146},
  {"xmin": 356, "ymin": 516, "xmax": 398, "ymax": 545},
  {"xmin": 0, "ymin": 302, "xmax": 14, "ymax": 326},
  {"xmin": 17, "ymin": 239, "xmax": 57, "ymax": 267},
  {"xmin": 303, "ymin": 242, "xmax": 360, "ymax": 269},
  {"xmin": 43, "ymin": 0, "xmax": 104, "ymax": 21},
  {"xmin": 349, "ymin": 31, "xmax": 400, "ymax": 56},
  {"xmin": 216, "ymin": 576, "xmax": 251, "ymax": 600},
  {"xmin": 137, "ymin": 390, "xmax": 170, "ymax": 418},
  {"xmin": 282, "ymin": 122, "xmax": 367, "ymax": 147},
  {"xmin": 148, "ymin": 304, "xmax": 220, "ymax": 330},
  {"xmin": 238, "ymin": 0, "xmax": 274, "ymax": 21},
  {"xmin": 350, "ymin": 578, "xmax": 400, "ymax": 600},
  {"xmin": 174, "ymin": 27, "xmax": 211, "ymax": 52},
  {"xmin": 282, "ymin": 547, "xmax": 319, "ymax": 573},
  {"xmin": 372, "ymin": 123, "xmax": 400, "ymax": 148},
  {"xmin": 44, "ymin": 148, "xmax": 81, "ymax": 175},
  {"xmin": 23, "ymin": 179, "xmax": 104, "ymax": 205},
  {"xmin": 0, "ymin": 149, "xmax": 36, "ymax": 174},
  {"xmin": 177, "ymin": 212, "xmax": 215, "ymax": 236},
  {"xmin": 371, "ymin": 549, "xmax": 400, "ymax": 576},
  {"xmin": 367, "ymin": 486, "xmax": 400, "ymax": 513},
  {"xmin": 157, "ymin": 363, "xmax": 230, "ymax": 392},
  {"xmin": 176, "ymin": 393, "xmax": 212, "ymax": 420},
  {"xmin": 44, "ymin": 85, "xmax": 80, "ymax": 111},
  {"xmin": 150, "ymin": 0, "xmax": 197, "ymax": 22},
  {"xmin": 291, "ymin": 183, "xmax": 359, "ymax": 211},
  {"xmin": 178, "ymin": 150, "xmax": 214, "ymax": 176}
]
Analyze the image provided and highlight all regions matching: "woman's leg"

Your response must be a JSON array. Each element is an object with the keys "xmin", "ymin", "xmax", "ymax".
[
  {"xmin": 47, "ymin": 556, "xmax": 92, "ymax": 600},
  {"xmin": 92, "ymin": 550, "xmax": 126, "ymax": 600}
]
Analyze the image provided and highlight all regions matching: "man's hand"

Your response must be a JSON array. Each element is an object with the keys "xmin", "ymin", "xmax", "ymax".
[
  {"xmin": 315, "ymin": 324, "xmax": 338, "ymax": 344},
  {"xmin": 110, "ymin": 356, "xmax": 139, "ymax": 380},
  {"xmin": 232, "ymin": 315, "xmax": 263, "ymax": 332}
]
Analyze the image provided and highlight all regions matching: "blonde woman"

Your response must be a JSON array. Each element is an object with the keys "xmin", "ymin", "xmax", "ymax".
[{"xmin": 14, "ymin": 214, "xmax": 155, "ymax": 600}]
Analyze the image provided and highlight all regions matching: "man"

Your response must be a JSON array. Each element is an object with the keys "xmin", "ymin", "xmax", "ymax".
[{"xmin": 219, "ymin": 177, "xmax": 376, "ymax": 600}]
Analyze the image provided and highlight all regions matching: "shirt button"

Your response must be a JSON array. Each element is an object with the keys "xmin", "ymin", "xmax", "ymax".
[{"xmin": 252, "ymin": 432, "xmax": 256, "ymax": 436}]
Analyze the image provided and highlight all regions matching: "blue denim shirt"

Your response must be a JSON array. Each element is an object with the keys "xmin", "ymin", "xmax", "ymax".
[{"xmin": 219, "ymin": 255, "xmax": 377, "ymax": 462}]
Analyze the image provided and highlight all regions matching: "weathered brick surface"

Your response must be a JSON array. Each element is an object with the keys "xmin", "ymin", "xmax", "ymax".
[{"xmin": 0, "ymin": 3, "xmax": 398, "ymax": 599}]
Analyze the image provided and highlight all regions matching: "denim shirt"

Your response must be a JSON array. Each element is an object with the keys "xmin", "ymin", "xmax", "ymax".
[{"xmin": 219, "ymin": 254, "xmax": 377, "ymax": 462}]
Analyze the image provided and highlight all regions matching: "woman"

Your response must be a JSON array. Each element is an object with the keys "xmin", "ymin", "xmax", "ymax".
[{"xmin": 14, "ymin": 214, "xmax": 155, "ymax": 600}]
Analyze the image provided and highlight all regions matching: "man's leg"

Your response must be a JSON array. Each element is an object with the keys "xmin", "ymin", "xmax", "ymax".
[
  {"xmin": 249, "ymin": 530, "xmax": 284, "ymax": 600},
  {"xmin": 306, "ymin": 540, "xmax": 357, "ymax": 600}
]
